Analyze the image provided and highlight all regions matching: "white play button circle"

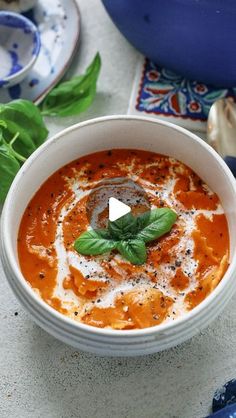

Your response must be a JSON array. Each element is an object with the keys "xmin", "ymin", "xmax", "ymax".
[
  {"xmin": 109, "ymin": 197, "xmax": 131, "ymax": 222},
  {"xmin": 86, "ymin": 177, "xmax": 150, "ymax": 229}
]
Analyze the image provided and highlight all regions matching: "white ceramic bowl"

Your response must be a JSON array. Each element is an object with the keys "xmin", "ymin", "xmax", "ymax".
[
  {"xmin": 1, "ymin": 116, "xmax": 236, "ymax": 357},
  {"xmin": 0, "ymin": 12, "xmax": 40, "ymax": 88}
]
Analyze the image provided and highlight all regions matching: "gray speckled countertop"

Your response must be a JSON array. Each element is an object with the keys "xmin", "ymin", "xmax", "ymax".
[{"xmin": 0, "ymin": 1, "xmax": 235, "ymax": 417}]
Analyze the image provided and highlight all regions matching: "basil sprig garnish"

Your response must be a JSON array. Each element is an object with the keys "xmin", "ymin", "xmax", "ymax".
[{"xmin": 74, "ymin": 208, "xmax": 177, "ymax": 265}]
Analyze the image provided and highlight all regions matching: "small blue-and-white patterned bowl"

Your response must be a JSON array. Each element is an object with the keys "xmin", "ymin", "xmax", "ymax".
[{"xmin": 0, "ymin": 11, "xmax": 40, "ymax": 88}]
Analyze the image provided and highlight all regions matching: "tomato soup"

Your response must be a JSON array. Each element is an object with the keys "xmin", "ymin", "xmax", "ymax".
[{"xmin": 18, "ymin": 149, "xmax": 229, "ymax": 330}]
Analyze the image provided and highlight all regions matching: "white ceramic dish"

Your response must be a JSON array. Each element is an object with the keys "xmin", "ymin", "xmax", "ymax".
[
  {"xmin": 0, "ymin": 0, "xmax": 80, "ymax": 103},
  {"xmin": 0, "ymin": 11, "xmax": 40, "ymax": 87},
  {"xmin": 1, "ymin": 116, "xmax": 236, "ymax": 357}
]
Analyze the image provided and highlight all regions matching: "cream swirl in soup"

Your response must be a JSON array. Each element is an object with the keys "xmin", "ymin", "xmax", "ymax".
[{"xmin": 18, "ymin": 149, "xmax": 229, "ymax": 329}]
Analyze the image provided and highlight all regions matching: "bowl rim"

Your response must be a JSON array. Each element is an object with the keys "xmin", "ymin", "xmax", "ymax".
[
  {"xmin": 2, "ymin": 115, "xmax": 236, "ymax": 338},
  {"xmin": 0, "ymin": 11, "xmax": 41, "ymax": 84}
]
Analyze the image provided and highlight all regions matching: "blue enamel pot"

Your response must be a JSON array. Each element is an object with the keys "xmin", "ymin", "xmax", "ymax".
[{"xmin": 101, "ymin": 0, "xmax": 236, "ymax": 87}]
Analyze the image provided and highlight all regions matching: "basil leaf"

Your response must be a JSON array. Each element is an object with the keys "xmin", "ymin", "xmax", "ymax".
[
  {"xmin": 0, "ymin": 100, "xmax": 48, "ymax": 158},
  {"xmin": 116, "ymin": 239, "xmax": 147, "ymax": 265},
  {"xmin": 41, "ymin": 53, "xmax": 101, "ymax": 117},
  {"xmin": 108, "ymin": 212, "xmax": 137, "ymax": 240},
  {"xmin": 0, "ymin": 122, "xmax": 5, "ymax": 142},
  {"xmin": 0, "ymin": 141, "xmax": 20, "ymax": 203},
  {"xmin": 74, "ymin": 229, "xmax": 116, "ymax": 256},
  {"xmin": 136, "ymin": 208, "xmax": 177, "ymax": 243},
  {"xmin": 0, "ymin": 120, "xmax": 7, "ymax": 129}
]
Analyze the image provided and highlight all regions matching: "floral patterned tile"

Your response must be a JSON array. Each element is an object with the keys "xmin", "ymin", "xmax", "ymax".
[{"xmin": 128, "ymin": 57, "xmax": 236, "ymax": 132}]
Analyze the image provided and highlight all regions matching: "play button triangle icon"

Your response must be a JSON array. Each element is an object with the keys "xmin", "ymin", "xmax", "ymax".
[{"xmin": 109, "ymin": 197, "xmax": 131, "ymax": 222}]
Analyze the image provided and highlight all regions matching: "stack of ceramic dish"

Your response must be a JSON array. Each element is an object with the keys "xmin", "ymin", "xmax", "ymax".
[
  {"xmin": 0, "ymin": 0, "xmax": 80, "ymax": 102},
  {"xmin": 0, "ymin": 10, "xmax": 40, "ymax": 87}
]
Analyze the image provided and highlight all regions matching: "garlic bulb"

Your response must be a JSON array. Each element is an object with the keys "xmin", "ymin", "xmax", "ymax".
[{"xmin": 207, "ymin": 98, "xmax": 236, "ymax": 158}]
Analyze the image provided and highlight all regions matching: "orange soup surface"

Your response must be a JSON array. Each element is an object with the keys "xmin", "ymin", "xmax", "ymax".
[{"xmin": 18, "ymin": 149, "xmax": 229, "ymax": 330}]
